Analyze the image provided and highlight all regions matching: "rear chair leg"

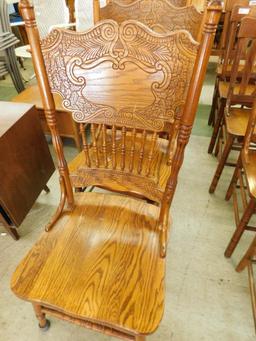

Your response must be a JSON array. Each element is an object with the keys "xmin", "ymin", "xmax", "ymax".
[
  {"xmin": 208, "ymin": 98, "xmax": 225, "ymax": 154},
  {"xmin": 209, "ymin": 134, "xmax": 234, "ymax": 194},
  {"xmin": 225, "ymin": 156, "xmax": 241, "ymax": 201},
  {"xmin": 33, "ymin": 304, "xmax": 50, "ymax": 331}
]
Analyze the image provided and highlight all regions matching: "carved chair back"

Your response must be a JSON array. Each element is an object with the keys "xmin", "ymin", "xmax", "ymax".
[
  {"xmin": 93, "ymin": 0, "xmax": 204, "ymax": 41},
  {"xmin": 19, "ymin": 0, "xmax": 221, "ymax": 256},
  {"xmin": 226, "ymin": 9, "xmax": 256, "ymax": 108},
  {"xmin": 41, "ymin": 20, "xmax": 199, "ymax": 204}
]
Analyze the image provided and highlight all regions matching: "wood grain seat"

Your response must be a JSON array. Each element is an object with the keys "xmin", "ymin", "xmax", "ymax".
[
  {"xmin": 225, "ymin": 108, "xmax": 253, "ymax": 136},
  {"xmin": 69, "ymin": 133, "xmax": 171, "ymax": 201},
  {"xmin": 218, "ymin": 81, "xmax": 256, "ymax": 99},
  {"xmin": 11, "ymin": 192, "xmax": 166, "ymax": 336}
]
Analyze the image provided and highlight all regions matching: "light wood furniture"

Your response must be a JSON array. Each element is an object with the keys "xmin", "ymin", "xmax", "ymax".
[
  {"xmin": 11, "ymin": 1, "xmax": 221, "ymax": 339},
  {"xmin": 208, "ymin": 9, "xmax": 256, "ymax": 194},
  {"xmin": 93, "ymin": 0, "xmax": 205, "ymax": 41},
  {"xmin": 224, "ymin": 97, "xmax": 256, "ymax": 332},
  {"xmin": 12, "ymin": 85, "xmax": 82, "ymax": 150},
  {"xmin": 208, "ymin": 0, "xmax": 250, "ymax": 129},
  {"xmin": 0, "ymin": 102, "xmax": 54, "ymax": 240},
  {"xmin": 224, "ymin": 96, "xmax": 256, "ymax": 258}
]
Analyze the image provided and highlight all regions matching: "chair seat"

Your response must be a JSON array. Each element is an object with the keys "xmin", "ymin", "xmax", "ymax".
[
  {"xmin": 11, "ymin": 192, "xmax": 166, "ymax": 335},
  {"xmin": 218, "ymin": 81, "xmax": 256, "ymax": 99},
  {"xmin": 69, "ymin": 133, "xmax": 172, "ymax": 201},
  {"xmin": 225, "ymin": 108, "xmax": 252, "ymax": 136},
  {"xmin": 242, "ymin": 151, "xmax": 256, "ymax": 199}
]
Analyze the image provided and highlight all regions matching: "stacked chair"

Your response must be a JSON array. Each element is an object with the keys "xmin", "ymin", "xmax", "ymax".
[
  {"xmin": 208, "ymin": 4, "xmax": 256, "ymax": 331},
  {"xmin": 0, "ymin": 0, "xmax": 24, "ymax": 92},
  {"xmin": 93, "ymin": 0, "xmax": 205, "ymax": 41},
  {"xmin": 208, "ymin": 4, "xmax": 256, "ymax": 194},
  {"xmin": 10, "ymin": 0, "xmax": 222, "ymax": 339},
  {"xmin": 225, "ymin": 96, "xmax": 256, "ymax": 332}
]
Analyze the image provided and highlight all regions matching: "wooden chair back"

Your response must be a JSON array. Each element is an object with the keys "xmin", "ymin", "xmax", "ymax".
[
  {"xmin": 19, "ymin": 0, "xmax": 221, "ymax": 256},
  {"xmin": 219, "ymin": 0, "xmax": 249, "ymax": 53},
  {"xmin": 220, "ymin": 1, "xmax": 251, "ymax": 77},
  {"xmin": 226, "ymin": 8, "xmax": 256, "ymax": 107},
  {"xmin": 93, "ymin": 0, "xmax": 204, "ymax": 41}
]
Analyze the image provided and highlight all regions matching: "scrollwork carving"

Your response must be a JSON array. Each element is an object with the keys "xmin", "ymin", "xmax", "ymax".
[{"xmin": 41, "ymin": 20, "xmax": 199, "ymax": 132}]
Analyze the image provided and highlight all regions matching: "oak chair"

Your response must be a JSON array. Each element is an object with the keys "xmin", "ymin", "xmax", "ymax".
[
  {"xmin": 93, "ymin": 0, "xmax": 205, "ymax": 41},
  {"xmin": 224, "ymin": 96, "xmax": 256, "ymax": 258},
  {"xmin": 236, "ymin": 235, "xmax": 256, "ymax": 333},
  {"xmin": 208, "ymin": 9, "xmax": 256, "ymax": 194},
  {"xmin": 207, "ymin": 2, "xmax": 251, "ymax": 143},
  {"xmin": 208, "ymin": 0, "xmax": 251, "ymax": 127},
  {"xmin": 11, "ymin": 1, "xmax": 221, "ymax": 339}
]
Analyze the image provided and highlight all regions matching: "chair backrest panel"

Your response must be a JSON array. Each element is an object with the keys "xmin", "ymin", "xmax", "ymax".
[
  {"xmin": 221, "ymin": 4, "xmax": 251, "ymax": 76},
  {"xmin": 42, "ymin": 21, "xmax": 199, "ymax": 132},
  {"xmin": 226, "ymin": 11, "xmax": 256, "ymax": 106},
  {"xmin": 96, "ymin": 0, "xmax": 203, "ymax": 40}
]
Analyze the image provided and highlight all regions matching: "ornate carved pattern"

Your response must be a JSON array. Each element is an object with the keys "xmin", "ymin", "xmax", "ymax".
[
  {"xmin": 100, "ymin": 0, "xmax": 203, "ymax": 39},
  {"xmin": 41, "ymin": 20, "xmax": 198, "ymax": 132}
]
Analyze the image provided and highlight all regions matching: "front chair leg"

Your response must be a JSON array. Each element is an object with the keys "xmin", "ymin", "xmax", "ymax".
[{"xmin": 32, "ymin": 304, "xmax": 50, "ymax": 331}]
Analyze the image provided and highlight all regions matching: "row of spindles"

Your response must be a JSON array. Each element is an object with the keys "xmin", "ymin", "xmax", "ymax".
[{"xmin": 79, "ymin": 123, "xmax": 160, "ymax": 178}]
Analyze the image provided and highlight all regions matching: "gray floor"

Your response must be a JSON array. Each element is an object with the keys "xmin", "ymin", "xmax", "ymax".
[{"xmin": 1, "ymin": 61, "xmax": 256, "ymax": 340}]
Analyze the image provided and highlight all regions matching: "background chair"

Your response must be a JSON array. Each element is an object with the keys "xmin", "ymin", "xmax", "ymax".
[
  {"xmin": 208, "ymin": 8, "xmax": 256, "ymax": 194},
  {"xmin": 93, "ymin": 0, "xmax": 204, "ymax": 41}
]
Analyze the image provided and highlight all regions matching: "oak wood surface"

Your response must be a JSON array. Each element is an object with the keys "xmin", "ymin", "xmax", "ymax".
[{"xmin": 11, "ymin": 192, "xmax": 166, "ymax": 335}]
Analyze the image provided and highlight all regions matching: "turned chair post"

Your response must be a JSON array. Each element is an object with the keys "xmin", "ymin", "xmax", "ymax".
[
  {"xmin": 158, "ymin": 0, "xmax": 222, "ymax": 257},
  {"xmin": 19, "ymin": 0, "xmax": 74, "ymax": 209}
]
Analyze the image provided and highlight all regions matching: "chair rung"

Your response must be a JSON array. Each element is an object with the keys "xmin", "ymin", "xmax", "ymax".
[{"xmin": 245, "ymin": 226, "xmax": 256, "ymax": 232}]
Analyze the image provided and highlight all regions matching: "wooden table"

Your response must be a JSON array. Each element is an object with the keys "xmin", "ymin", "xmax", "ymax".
[
  {"xmin": 12, "ymin": 85, "xmax": 82, "ymax": 150},
  {"xmin": 0, "ymin": 102, "xmax": 55, "ymax": 240}
]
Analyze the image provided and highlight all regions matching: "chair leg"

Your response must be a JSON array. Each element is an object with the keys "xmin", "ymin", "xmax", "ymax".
[
  {"xmin": 248, "ymin": 262, "xmax": 256, "ymax": 334},
  {"xmin": 32, "ymin": 304, "xmax": 50, "ymax": 331},
  {"xmin": 224, "ymin": 199, "xmax": 255, "ymax": 258},
  {"xmin": 209, "ymin": 134, "xmax": 234, "ymax": 194},
  {"xmin": 208, "ymin": 79, "xmax": 219, "ymax": 126},
  {"xmin": 225, "ymin": 155, "xmax": 241, "ymax": 201},
  {"xmin": 208, "ymin": 98, "xmax": 225, "ymax": 154}
]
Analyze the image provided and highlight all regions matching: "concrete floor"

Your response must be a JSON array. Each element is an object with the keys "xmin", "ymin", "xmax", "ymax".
[{"xmin": 0, "ymin": 60, "xmax": 256, "ymax": 340}]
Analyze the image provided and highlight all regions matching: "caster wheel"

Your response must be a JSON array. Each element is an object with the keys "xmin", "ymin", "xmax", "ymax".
[{"xmin": 39, "ymin": 319, "xmax": 50, "ymax": 332}]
